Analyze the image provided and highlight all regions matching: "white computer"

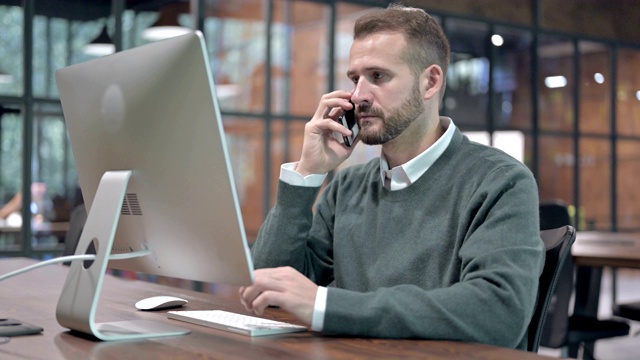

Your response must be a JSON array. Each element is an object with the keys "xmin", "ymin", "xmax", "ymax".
[{"xmin": 55, "ymin": 31, "xmax": 254, "ymax": 341}]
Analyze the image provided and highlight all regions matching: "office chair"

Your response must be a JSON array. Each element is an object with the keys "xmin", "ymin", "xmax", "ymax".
[
  {"xmin": 528, "ymin": 225, "xmax": 576, "ymax": 353},
  {"xmin": 538, "ymin": 200, "xmax": 630, "ymax": 358},
  {"xmin": 62, "ymin": 204, "xmax": 89, "ymax": 266},
  {"xmin": 611, "ymin": 269, "xmax": 640, "ymax": 335}
]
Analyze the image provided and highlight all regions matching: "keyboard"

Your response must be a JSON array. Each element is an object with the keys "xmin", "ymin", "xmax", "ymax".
[{"xmin": 167, "ymin": 310, "xmax": 307, "ymax": 337}]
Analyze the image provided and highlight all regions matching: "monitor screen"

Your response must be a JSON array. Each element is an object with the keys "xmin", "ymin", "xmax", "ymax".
[{"xmin": 56, "ymin": 31, "xmax": 254, "ymax": 287}]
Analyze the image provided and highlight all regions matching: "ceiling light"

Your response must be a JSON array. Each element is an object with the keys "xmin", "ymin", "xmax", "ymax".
[
  {"xmin": 142, "ymin": 4, "xmax": 191, "ymax": 42},
  {"xmin": 143, "ymin": 26, "xmax": 191, "ymax": 41},
  {"xmin": 216, "ymin": 84, "xmax": 241, "ymax": 99},
  {"xmin": 594, "ymin": 73, "xmax": 605, "ymax": 84},
  {"xmin": 544, "ymin": 75, "xmax": 567, "ymax": 89},
  {"xmin": 491, "ymin": 34, "xmax": 504, "ymax": 47},
  {"xmin": 84, "ymin": 24, "xmax": 115, "ymax": 57}
]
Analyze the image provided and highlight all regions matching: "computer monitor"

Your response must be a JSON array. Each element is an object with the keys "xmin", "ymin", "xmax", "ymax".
[{"xmin": 54, "ymin": 31, "xmax": 254, "ymax": 341}]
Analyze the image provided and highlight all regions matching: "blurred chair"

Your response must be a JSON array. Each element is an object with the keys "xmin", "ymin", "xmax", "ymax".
[
  {"xmin": 611, "ymin": 269, "xmax": 640, "ymax": 335},
  {"xmin": 528, "ymin": 225, "xmax": 576, "ymax": 353},
  {"xmin": 62, "ymin": 204, "xmax": 89, "ymax": 266},
  {"xmin": 538, "ymin": 200, "xmax": 630, "ymax": 358},
  {"xmin": 539, "ymin": 200, "xmax": 573, "ymax": 232}
]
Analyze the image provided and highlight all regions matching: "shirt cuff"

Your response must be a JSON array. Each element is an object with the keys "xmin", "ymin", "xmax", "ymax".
[
  {"xmin": 280, "ymin": 162, "xmax": 327, "ymax": 187},
  {"xmin": 311, "ymin": 286, "xmax": 328, "ymax": 331}
]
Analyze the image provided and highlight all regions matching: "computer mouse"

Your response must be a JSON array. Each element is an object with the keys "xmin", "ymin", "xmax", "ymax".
[{"xmin": 135, "ymin": 296, "xmax": 188, "ymax": 311}]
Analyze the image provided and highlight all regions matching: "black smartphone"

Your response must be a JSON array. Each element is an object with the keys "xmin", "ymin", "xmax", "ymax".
[
  {"xmin": 339, "ymin": 102, "xmax": 359, "ymax": 147},
  {"xmin": 0, "ymin": 318, "xmax": 43, "ymax": 337}
]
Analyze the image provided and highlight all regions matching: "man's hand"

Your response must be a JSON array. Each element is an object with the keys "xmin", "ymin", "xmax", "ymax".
[
  {"xmin": 296, "ymin": 91, "xmax": 358, "ymax": 176},
  {"xmin": 239, "ymin": 267, "xmax": 318, "ymax": 326}
]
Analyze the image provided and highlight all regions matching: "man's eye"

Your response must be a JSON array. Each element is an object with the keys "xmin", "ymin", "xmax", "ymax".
[
  {"xmin": 373, "ymin": 72, "xmax": 385, "ymax": 80},
  {"xmin": 352, "ymin": 76, "xmax": 359, "ymax": 84}
]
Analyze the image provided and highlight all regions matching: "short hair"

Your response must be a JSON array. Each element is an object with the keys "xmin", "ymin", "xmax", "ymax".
[{"xmin": 353, "ymin": 3, "xmax": 450, "ymax": 89}]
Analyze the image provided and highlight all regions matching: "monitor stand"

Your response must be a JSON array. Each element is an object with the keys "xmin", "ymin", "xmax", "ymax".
[{"xmin": 55, "ymin": 170, "xmax": 190, "ymax": 341}]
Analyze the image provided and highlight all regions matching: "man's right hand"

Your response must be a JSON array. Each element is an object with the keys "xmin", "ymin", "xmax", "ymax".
[{"xmin": 296, "ymin": 91, "xmax": 358, "ymax": 176}]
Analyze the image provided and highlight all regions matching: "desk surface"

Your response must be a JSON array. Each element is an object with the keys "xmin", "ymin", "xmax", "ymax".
[
  {"xmin": 572, "ymin": 231, "xmax": 640, "ymax": 269},
  {"xmin": 0, "ymin": 258, "xmax": 551, "ymax": 359}
]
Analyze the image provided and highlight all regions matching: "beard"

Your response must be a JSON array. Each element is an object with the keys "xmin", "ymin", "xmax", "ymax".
[{"xmin": 357, "ymin": 80, "xmax": 424, "ymax": 145}]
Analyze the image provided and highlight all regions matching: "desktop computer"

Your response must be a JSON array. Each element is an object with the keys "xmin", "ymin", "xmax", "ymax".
[{"xmin": 55, "ymin": 31, "xmax": 254, "ymax": 341}]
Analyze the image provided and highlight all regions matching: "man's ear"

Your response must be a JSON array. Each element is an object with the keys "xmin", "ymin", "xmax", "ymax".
[{"xmin": 421, "ymin": 64, "xmax": 444, "ymax": 100}]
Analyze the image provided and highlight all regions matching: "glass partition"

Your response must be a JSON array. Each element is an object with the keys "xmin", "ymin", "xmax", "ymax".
[
  {"xmin": 271, "ymin": 0, "xmax": 332, "ymax": 117},
  {"xmin": 616, "ymin": 48, "xmax": 640, "ymax": 137},
  {"xmin": 617, "ymin": 139, "xmax": 640, "ymax": 230},
  {"xmin": 538, "ymin": 135, "xmax": 574, "ymax": 207},
  {"xmin": 445, "ymin": 18, "xmax": 489, "ymax": 129},
  {"xmin": 203, "ymin": 0, "xmax": 266, "ymax": 113},
  {"xmin": 616, "ymin": 47, "xmax": 640, "ymax": 230},
  {"xmin": 538, "ymin": 35, "xmax": 575, "ymax": 133},
  {"xmin": 579, "ymin": 138, "xmax": 611, "ymax": 230},
  {"xmin": 492, "ymin": 26, "xmax": 533, "ymax": 131},
  {"xmin": 579, "ymin": 41, "xmax": 611, "ymax": 135},
  {"xmin": 0, "ymin": 5, "xmax": 23, "ymax": 96},
  {"xmin": 576, "ymin": 41, "xmax": 612, "ymax": 230},
  {"xmin": 222, "ymin": 117, "xmax": 266, "ymax": 242},
  {"xmin": 0, "ymin": 106, "xmax": 23, "ymax": 251}
]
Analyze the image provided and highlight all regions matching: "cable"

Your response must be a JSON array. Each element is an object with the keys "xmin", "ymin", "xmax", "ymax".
[{"xmin": 0, "ymin": 249, "xmax": 151, "ymax": 282}]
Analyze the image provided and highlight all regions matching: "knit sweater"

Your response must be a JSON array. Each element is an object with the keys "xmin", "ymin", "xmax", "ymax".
[{"xmin": 252, "ymin": 128, "xmax": 545, "ymax": 350}]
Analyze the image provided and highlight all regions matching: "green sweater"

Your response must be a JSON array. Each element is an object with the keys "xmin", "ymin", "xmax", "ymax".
[{"xmin": 252, "ymin": 128, "xmax": 544, "ymax": 350}]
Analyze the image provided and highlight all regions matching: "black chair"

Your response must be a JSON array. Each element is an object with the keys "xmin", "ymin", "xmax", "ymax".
[
  {"xmin": 539, "ymin": 200, "xmax": 574, "ymax": 232},
  {"xmin": 528, "ymin": 225, "xmax": 576, "ymax": 353},
  {"xmin": 611, "ymin": 269, "xmax": 640, "ymax": 335},
  {"xmin": 62, "ymin": 203, "xmax": 89, "ymax": 266},
  {"xmin": 538, "ymin": 200, "xmax": 630, "ymax": 358}
]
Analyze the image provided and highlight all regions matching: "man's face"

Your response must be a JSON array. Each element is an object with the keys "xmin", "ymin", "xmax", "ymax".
[{"xmin": 347, "ymin": 32, "xmax": 425, "ymax": 145}]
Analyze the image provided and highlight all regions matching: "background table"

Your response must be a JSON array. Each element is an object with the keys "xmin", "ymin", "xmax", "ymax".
[
  {"xmin": 0, "ymin": 258, "xmax": 552, "ymax": 359},
  {"xmin": 572, "ymin": 231, "xmax": 640, "ymax": 269},
  {"xmin": 0, "ymin": 221, "xmax": 70, "ymax": 253},
  {"xmin": 571, "ymin": 231, "xmax": 640, "ymax": 356},
  {"xmin": 572, "ymin": 231, "xmax": 640, "ymax": 316}
]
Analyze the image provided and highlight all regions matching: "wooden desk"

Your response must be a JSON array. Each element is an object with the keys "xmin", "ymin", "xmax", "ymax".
[{"xmin": 0, "ymin": 258, "xmax": 551, "ymax": 359}]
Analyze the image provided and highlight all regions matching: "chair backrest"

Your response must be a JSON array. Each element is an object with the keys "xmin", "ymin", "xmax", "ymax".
[
  {"xmin": 528, "ymin": 225, "xmax": 576, "ymax": 352},
  {"xmin": 537, "ymin": 200, "xmax": 575, "ymax": 349},
  {"xmin": 62, "ymin": 203, "xmax": 89, "ymax": 265},
  {"xmin": 539, "ymin": 200, "xmax": 572, "ymax": 231}
]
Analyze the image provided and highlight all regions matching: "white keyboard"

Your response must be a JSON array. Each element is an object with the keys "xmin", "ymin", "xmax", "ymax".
[{"xmin": 167, "ymin": 310, "xmax": 307, "ymax": 337}]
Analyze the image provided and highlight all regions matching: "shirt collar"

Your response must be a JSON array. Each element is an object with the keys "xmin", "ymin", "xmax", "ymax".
[{"xmin": 380, "ymin": 117, "xmax": 456, "ymax": 190}]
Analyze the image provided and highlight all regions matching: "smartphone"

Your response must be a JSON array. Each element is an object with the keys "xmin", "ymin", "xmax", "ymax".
[
  {"xmin": 339, "ymin": 102, "xmax": 359, "ymax": 147},
  {"xmin": 0, "ymin": 318, "xmax": 43, "ymax": 337}
]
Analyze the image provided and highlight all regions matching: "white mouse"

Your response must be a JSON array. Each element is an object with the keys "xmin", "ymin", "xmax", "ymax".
[{"xmin": 135, "ymin": 296, "xmax": 188, "ymax": 311}]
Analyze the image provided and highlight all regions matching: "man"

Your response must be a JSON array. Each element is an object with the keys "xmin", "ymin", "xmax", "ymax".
[
  {"xmin": 240, "ymin": 4, "xmax": 544, "ymax": 350},
  {"xmin": 0, "ymin": 192, "xmax": 22, "ymax": 220}
]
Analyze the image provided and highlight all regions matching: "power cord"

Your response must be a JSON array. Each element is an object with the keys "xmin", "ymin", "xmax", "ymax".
[{"xmin": 0, "ymin": 250, "xmax": 151, "ymax": 282}]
